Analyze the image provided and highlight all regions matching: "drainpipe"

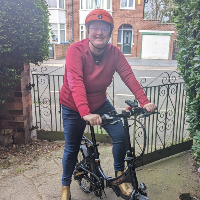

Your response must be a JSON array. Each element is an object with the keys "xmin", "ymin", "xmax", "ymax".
[{"xmin": 72, "ymin": 0, "xmax": 74, "ymax": 42}]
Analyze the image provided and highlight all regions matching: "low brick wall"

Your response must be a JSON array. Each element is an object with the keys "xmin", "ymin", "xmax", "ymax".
[
  {"xmin": 53, "ymin": 43, "xmax": 71, "ymax": 59},
  {"xmin": 0, "ymin": 62, "xmax": 32, "ymax": 146}
]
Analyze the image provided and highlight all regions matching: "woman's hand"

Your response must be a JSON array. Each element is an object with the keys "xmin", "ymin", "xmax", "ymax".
[
  {"xmin": 83, "ymin": 114, "xmax": 102, "ymax": 126},
  {"xmin": 143, "ymin": 103, "xmax": 156, "ymax": 113}
]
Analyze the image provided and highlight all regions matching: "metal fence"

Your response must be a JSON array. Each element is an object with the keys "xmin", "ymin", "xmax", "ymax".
[
  {"xmin": 31, "ymin": 71, "xmax": 191, "ymax": 165},
  {"xmin": 134, "ymin": 71, "xmax": 191, "ymax": 165},
  {"xmin": 32, "ymin": 74, "xmax": 64, "ymax": 132}
]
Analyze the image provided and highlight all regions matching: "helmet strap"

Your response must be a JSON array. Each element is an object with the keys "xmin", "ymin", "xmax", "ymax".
[{"xmin": 89, "ymin": 39, "xmax": 107, "ymax": 52}]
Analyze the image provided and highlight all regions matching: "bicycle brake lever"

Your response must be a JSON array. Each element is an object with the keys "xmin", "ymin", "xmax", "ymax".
[
  {"xmin": 138, "ymin": 113, "xmax": 149, "ymax": 118},
  {"xmin": 110, "ymin": 120, "xmax": 120, "ymax": 125},
  {"xmin": 101, "ymin": 120, "xmax": 120, "ymax": 127}
]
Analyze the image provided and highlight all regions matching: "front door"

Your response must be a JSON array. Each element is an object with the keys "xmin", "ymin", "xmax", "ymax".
[{"xmin": 123, "ymin": 30, "xmax": 132, "ymax": 54}]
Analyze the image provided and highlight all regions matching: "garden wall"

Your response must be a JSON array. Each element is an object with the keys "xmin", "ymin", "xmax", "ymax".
[{"xmin": 0, "ymin": 62, "xmax": 32, "ymax": 146}]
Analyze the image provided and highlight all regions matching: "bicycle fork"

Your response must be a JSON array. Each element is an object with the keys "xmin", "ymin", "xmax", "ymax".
[{"xmin": 123, "ymin": 117, "xmax": 149, "ymax": 200}]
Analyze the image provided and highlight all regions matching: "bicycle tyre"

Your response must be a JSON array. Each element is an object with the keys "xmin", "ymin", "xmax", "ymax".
[{"xmin": 75, "ymin": 145, "xmax": 91, "ymax": 193}]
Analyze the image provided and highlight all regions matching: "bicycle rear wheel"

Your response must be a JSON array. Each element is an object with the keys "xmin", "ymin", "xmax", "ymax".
[
  {"xmin": 78, "ymin": 149, "xmax": 92, "ymax": 193},
  {"xmin": 74, "ymin": 140, "xmax": 92, "ymax": 193}
]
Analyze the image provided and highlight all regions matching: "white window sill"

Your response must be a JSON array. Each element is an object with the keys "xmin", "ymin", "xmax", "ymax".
[
  {"xmin": 120, "ymin": 7, "xmax": 135, "ymax": 10},
  {"xmin": 80, "ymin": 9, "xmax": 112, "ymax": 11}
]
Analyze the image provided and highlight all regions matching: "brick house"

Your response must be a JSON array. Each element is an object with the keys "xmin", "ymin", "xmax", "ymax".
[
  {"xmin": 46, "ymin": 0, "xmax": 176, "ymax": 59},
  {"xmin": 66, "ymin": 0, "xmax": 176, "ymax": 60}
]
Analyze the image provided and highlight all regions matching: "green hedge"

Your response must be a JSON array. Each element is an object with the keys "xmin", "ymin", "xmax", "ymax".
[
  {"xmin": 0, "ymin": 0, "xmax": 50, "ymax": 104},
  {"xmin": 174, "ymin": 0, "xmax": 200, "ymax": 161}
]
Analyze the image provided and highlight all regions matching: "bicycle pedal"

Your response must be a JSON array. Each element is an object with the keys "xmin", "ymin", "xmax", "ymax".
[{"xmin": 73, "ymin": 171, "xmax": 84, "ymax": 180}]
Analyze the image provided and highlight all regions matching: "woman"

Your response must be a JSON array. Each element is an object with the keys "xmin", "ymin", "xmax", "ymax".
[{"xmin": 59, "ymin": 9, "xmax": 156, "ymax": 200}]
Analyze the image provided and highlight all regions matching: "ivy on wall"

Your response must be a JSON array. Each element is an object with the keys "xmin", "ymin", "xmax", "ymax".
[
  {"xmin": 174, "ymin": 0, "xmax": 200, "ymax": 161},
  {"xmin": 0, "ymin": 0, "xmax": 50, "ymax": 104}
]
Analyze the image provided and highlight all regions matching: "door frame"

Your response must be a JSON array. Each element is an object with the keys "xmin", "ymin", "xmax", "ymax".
[
  {"xmin": 122, "ymin": 30, "xmax": 132, "ymax": 54},
  {"xmin": 117, "ymin": 24, "xmax": 134, "ymax": 55}
]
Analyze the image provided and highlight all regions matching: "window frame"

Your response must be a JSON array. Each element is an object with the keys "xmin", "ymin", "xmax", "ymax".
[
  {"xmin": 80, "ymin": 0, "xmax": 112, "ymax": 10},
  {"xmin": 60, "ymin": 23, "xmax": 66, "ymax": 43},
  {"xmin": 50, "ymin": 23, "xmax": 66, "ymax": 44},
  {"xmin": 117, "ymin": 24, "xmax": 134, "ymax": 45},
  {"xmin": 46, "ymin": 0, "xmax": 65, "ymax": 9},
  {"xmin": 50, "ymin": 23, "xmax": 58, "ymax": 43},
  {"xmin": 120, "ymin": 0, "xmax": 135, "ymax": 10},
  {"xmin": 80, "ymin": 25, "xmax": 87, "ymax": 41}
]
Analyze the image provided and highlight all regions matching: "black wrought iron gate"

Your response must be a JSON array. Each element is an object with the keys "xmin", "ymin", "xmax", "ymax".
[{"xmin": 31, "ymin": 71, "xmax": 192, "ymax": 166}]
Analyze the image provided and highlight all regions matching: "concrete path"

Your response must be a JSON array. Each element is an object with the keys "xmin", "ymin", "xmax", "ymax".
[{"xmin": 0, "ymin": 143, "xmax": 199, "ymax": 200}]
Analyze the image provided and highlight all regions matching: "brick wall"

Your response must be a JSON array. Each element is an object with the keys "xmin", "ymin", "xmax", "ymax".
[
  {"xmin": 66, "ymin": 0, "xmax": 80, "ymax": 43},
  {"xmin": 53, "ymin": 43, "xmax": 71, "ymax": 59},
  {"xmin": 0, "ymin": 62, "xmax": 32, "ymax": 146}
]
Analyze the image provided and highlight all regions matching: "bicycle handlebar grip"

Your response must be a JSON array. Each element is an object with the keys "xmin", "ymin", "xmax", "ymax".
[
  {"xmin": 101, "ymin": 114, "xmax": 108, "ymax": 123},
  {"xmin": 86, "ymin": 121, "xmax": 90, "ymax": 125},
  {"xmin": 138, "ymin": 108, "xmax": 160, "ymax": 118},
  {"xmin": 101, "ymin": 114, "xmax": 117, "ymax": 126}
]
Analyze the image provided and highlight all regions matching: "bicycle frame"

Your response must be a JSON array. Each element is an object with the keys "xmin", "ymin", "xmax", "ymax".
[
  {"xmin": 81, "ymin": 117, "xmax": 149, "ymax": 200},
  {"xmin": 74, "ymin": 101, "xmax": 154, "ymax": 200}
]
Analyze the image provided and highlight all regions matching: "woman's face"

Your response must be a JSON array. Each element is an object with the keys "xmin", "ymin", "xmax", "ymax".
[{"xmin": 87, "ymin": 21, "xmax": 110, "ymax": 49}]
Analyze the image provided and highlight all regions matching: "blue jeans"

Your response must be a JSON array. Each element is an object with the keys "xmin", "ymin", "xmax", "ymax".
[{"xmin": 61, "ymin": 99, "xmax": 126, "ymax": 186}]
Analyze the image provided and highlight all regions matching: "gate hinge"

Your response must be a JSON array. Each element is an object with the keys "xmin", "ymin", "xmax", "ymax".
[
  {"xmin": 27, "ymin": 83, "xmax": 35, "ymax": 90},
  {"xmin": 29, "ymin": 126, "xmax": 38, "ymax": 131}
]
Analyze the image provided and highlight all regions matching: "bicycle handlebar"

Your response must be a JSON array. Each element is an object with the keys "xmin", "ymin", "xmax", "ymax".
[{"xmin": 101, "ymin": 100, "xmax": 159, "ymax": 126}]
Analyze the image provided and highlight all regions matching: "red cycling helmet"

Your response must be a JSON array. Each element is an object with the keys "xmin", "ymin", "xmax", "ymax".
[{"xmin": 85, "ymin": 9, "xmax": 114, "ymax": 28}]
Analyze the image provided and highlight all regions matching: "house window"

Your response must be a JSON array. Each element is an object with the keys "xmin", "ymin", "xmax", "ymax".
[
  {"xmin": 80, "ymin": 25, "xmax": 87, "ymax": 41},
  {"xmin": 118, "ymin": 30, "xmax": 122, "ymax": 43},
  {"xmin": 86, "ymin": 0, "xmax": 95, "ymax": 9},
  {"xmin": 60, "ymin": 24, "xmax": 66, "ymax": 42},
  {"xmin": 46, "ymin": 0, "xmax": 65, "ymax": 9},
  {"xmin": 50, "ymin": 23, "xmax": 66, "ymax": 43},
  {"xmin": 107, "ymin": 0, "xmax": 111, "ymax": 9},
  {"xmin": 81, "ymin": 0, "xmax": 111, "ymax": 10},
  {"xmin": 59, "ymin": 0, "xmax": 64, "ymax": 8},
  {"xmin": 117, "ymin": 24, "xmax": 134, "ymax": 44},
  {"xmin": 47, "ymin": 0, "xmax": 57, "ymax": 8},
  {"xmin": 120, "ymin": 0, "xmax": 135, "ymax": 9},
  {"xmin": 51, "ymin": 24, "xmax": 58, "ymax": 43}
]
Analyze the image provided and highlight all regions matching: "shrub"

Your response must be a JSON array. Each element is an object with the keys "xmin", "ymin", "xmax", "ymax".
[
  {"xmin": 174, "ymin": 0, "xmax": 200, "ymax": 161},
  {"xmin": 0, "ymin": 0, "xmax": 50, "ymax": 104}
]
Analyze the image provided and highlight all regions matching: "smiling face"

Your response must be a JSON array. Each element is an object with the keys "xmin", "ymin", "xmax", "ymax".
[{"xmin": 87, "ymin": 21, "xmax": 111, "ymax": 51}]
